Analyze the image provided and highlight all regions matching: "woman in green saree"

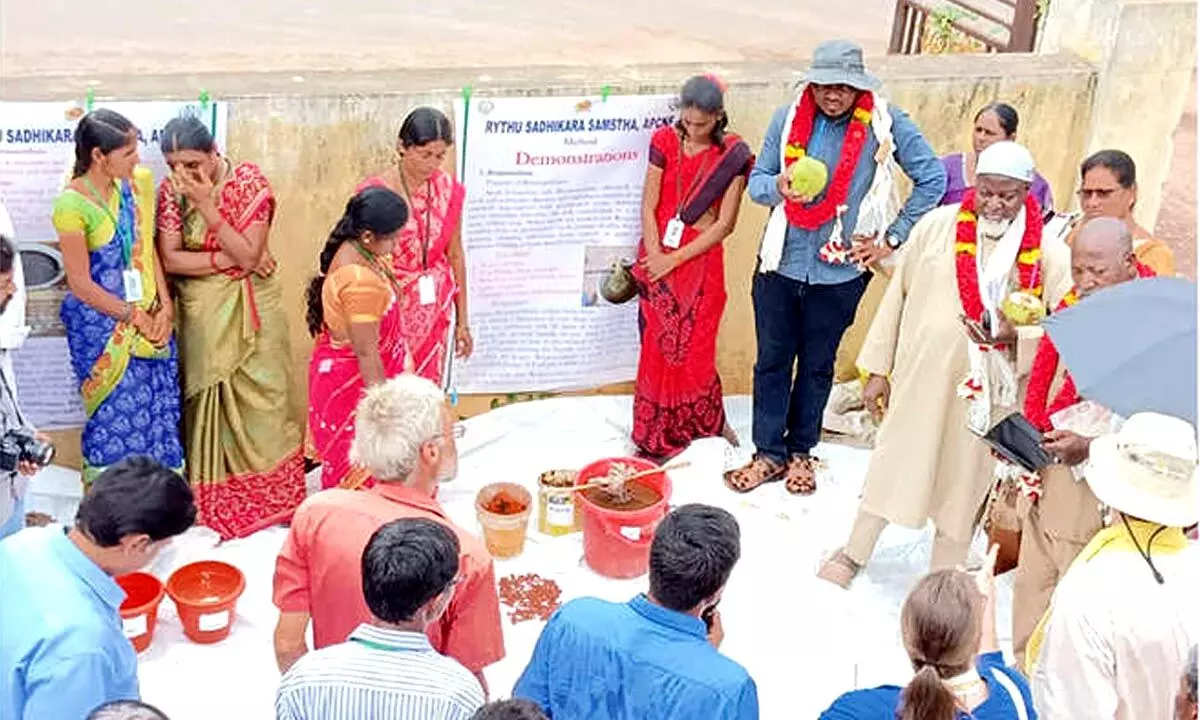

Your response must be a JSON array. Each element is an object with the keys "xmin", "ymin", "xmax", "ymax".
[{"xmin": 156, "ymin": 116, "xmax": 304, "ymax": 540}]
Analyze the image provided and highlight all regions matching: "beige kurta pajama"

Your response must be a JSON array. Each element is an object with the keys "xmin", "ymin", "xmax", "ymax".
[{"xmin": 848, "ymin": 204, "xmax": 1071, "ymax": 567}]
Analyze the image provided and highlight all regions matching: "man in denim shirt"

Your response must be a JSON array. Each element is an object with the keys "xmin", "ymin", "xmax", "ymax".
[{"xmin": 724, "ymin": 40, "xmax": 945, "ymax": 495}]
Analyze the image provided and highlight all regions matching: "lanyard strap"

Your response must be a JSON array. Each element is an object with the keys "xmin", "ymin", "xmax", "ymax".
[
  {"xmin": 674, "ymin": 139, "xmax": 712, "ymax": 218},
  {"xmin": 399, "ymin": 171, "xmax": 433, "ymax": 270},
  {"xmin": 351, "ymin": 637, "xmax": 404, "ymax": 652},
  {"xmin": 82, "ymin": 177, "xmax": 133, "ymax": 269}
]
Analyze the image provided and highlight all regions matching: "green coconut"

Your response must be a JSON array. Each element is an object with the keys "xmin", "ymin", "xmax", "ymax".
[{"xmin": 790, "ymin": 156, "xmax": 829, "ymax": 198}]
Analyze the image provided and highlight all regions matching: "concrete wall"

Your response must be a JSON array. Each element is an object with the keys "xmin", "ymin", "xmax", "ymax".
[
  {"xmin": 1, "ymin": 52, "xmax": 1105, "ymax": 467},
  {"xmin": 1040, "ymin": 0, "xmax": 1196, "ymax": 227}
]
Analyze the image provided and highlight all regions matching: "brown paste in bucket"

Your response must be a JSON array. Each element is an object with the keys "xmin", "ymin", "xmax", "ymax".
[{"xmin": 582, "ymin": 480, "xmax": 662, "ymax": 511}]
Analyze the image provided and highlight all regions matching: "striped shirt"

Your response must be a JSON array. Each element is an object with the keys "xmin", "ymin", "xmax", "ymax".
[{"xmin": 276, "ymin": 624, "xmax": 485, "ymax": 720}]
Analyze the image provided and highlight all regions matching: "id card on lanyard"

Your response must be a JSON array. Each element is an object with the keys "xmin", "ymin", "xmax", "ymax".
[
  {"xmin": 84, "ymin": 178, "xmax": 143, "ymax": 303},
  {"xmin": 664, "ymin": 140, "xmax": 711, "ymax": 250},
  {"xmin": 403, "ymin": 175, "xmax": 437, "ymax": 306}
]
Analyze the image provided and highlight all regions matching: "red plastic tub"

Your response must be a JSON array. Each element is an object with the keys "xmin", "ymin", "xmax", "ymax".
[
  {"xmin": 116, "ymin": 571, "xmax": 165, "ymax": 653},
  {"xmin": 576, "ymin": 457, "xmax": 673, "ymax": 579},
  {"xmin": 166, "ymin": 560, "xmax": 245, "ymax": 644}
]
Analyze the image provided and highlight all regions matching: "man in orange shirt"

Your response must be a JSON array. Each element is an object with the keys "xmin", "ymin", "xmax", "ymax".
[{"xmin": 273, "ymin": 374, "xmax": 504, "ymax": 692}]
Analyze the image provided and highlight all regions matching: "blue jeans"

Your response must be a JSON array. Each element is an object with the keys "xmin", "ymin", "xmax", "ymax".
[
  {"xmin": 751, "ymin": 271, "xmax": 870, "ymax": 463},
  {"xmin": 0, "ymin": 486, "xmax": 26, "ymax": 540}
]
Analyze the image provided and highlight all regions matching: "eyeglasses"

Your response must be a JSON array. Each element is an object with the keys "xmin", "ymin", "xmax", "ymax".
[
  {"xmin": 451, "ymin": 423, "xmax": 465, "ymax": 439},
  {"xmin": 1077, "ymin": 187, "xmax": 1118, "ymax": 200}
]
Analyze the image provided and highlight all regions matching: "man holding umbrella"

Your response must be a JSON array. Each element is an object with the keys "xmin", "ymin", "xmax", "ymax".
[{"xmin": 1011, "ymin": 216, "xmax": 1156, "ymax": 668}]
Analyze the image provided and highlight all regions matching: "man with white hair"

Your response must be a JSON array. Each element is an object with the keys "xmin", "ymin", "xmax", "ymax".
[
  {"xmin": 272, "ymin": 374, "xmax": 504, "ymax": 693},
  {"xmin": 817, "ymin": 141, "xmax": 1072, "ymax": 586},
  {"xmin": 1029, "ymin": 412, "xmax": 1199, "ymax": 719}
]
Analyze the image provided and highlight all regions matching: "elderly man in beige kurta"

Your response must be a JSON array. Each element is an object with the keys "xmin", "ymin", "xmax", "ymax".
[{"xmin": 817, "ymin": 142, "xmax": 1072, "ymax": 588}]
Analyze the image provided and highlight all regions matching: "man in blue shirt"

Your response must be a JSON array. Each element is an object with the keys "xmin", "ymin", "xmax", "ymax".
[
  {"xmin": 513, "ymin": 504, "xmax": 756, "ymax": 719},
  {"xmin": 724, "ymin": 40, "xmax": 946, "ymax": 496},
  {"xmin": 0, "ymin": 457, "xmax": 196, "ymax": 720}
]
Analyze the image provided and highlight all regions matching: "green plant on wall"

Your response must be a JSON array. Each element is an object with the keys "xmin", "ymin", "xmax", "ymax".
[{"xmin": 930, "ymin": 5, "xmax": 969, "ymax": 45}]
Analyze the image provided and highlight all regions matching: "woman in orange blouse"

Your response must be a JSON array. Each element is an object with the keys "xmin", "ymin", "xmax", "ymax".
[{"xmin": 306, "ymin": 187, "xmax": 410, "ymax": 490}]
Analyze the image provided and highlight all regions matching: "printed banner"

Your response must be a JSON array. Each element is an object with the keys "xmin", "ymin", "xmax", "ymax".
[
  {"xmin": 0, "ymin": 99, "xmax": 228, "ymax": 429},
  {"xmin": 451, "ymin": 94, "xmax": 675, "ymax": 393}
]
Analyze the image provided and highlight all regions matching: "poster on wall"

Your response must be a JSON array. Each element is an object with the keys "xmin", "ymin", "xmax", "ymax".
[
  {"xmin": 451, "ymin": 94, "xmax": 676, "ymax": 394},
  {"xmin": 0, "ymin": 99, "xmax": 229, "ymax": 429}
]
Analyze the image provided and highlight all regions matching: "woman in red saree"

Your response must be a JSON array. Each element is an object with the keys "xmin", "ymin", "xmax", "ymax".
[
  {"xmin": 306, "ymin": 187, "xmax": 410, "ymax": 490},
  {"xmin": 356, "ymin": 107, "xmax": 470, "ymax": 389},
  {"xmin": 632, "ymin": 75, "xmax": 754, "ymax": 461}
]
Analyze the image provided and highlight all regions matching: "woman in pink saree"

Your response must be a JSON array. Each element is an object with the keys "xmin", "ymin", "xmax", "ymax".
[
  {"xmin": 356, "ymin": 107, "xmax": 471, "ymax": 389},
  {"xmin": 306, "ymin": 187, "xmax": 410, "ymax": 490}
]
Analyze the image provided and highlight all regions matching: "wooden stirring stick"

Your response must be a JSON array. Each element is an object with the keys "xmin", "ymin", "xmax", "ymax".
[{"xmin": 560, "ymin": 461, "xmax": 692, "ymax": 493}]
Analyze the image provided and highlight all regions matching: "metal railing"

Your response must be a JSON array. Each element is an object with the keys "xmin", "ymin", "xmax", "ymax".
[{"xmin": 889, "ymin": 0, "xmax": 1039, "ymax": 54}]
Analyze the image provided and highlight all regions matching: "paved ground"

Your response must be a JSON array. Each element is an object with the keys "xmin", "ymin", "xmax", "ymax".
[{"xmin": 0, "ymin": 0, "xmax": 891, "ymax": 76}]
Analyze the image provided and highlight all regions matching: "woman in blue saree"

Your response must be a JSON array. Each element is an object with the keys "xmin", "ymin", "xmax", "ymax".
[{"xmin": 52, "ymin": 109, "xmax": 184, "ymax": 484}]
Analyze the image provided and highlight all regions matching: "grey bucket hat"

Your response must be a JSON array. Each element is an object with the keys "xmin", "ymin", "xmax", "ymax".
[{"xmin": 801, "ymin": 39, "xmax": 881, "ymax": 92}]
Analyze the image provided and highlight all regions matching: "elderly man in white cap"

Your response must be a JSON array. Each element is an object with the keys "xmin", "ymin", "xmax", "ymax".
[
  {"xmin": 726, "ymin": 39, "xmax": 946, "ymax": 496},
  {"xmin": 817, "ymin": 140, "xmax": 1072, "ymax": 586},
  {"xmin": 1028, "ymin": 412, "xmax": 1199, "ymax": 720}
]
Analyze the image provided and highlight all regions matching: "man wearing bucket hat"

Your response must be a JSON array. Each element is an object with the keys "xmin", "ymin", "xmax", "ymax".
[
  {"xmin": 1029, "ymin": 412, "xmax": 1200, "ymax": 719},
  {"xmin": 817, "ymin": 141, "xmax": 1072, "ymax": 587},
  {"xmin": 273, "ymin": 374, "xmax": 504, "ymax": 694},
  {"xmin": 727, "ymin": 39, "xmax": 946, "ymax": 496},
  {"xmin": 0, "ymin": 457, "xmax": 196, "ymax": 720}
]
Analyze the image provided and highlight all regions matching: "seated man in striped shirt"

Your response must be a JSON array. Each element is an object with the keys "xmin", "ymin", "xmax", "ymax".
[{"xmin": 276, "ymin": 518, "xmax": 485, "ymax": 719}]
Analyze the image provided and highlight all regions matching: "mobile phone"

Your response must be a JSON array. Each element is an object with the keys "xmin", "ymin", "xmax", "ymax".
[{"xmin": 701, "ymin": 602, "xmax": 719, "ymax": 631}]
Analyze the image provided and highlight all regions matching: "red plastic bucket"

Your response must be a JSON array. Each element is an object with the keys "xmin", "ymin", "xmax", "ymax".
[
  {"xmin": 576, "ymin": 457, "xmax": 672, "ymax": 579},
  {"xmin": 166, "ymin": 560, "xmax": 245, "ymax": 644},
  {"xmin": 116, "ymin": 572, "xmax": 165, "ymax": 653}
]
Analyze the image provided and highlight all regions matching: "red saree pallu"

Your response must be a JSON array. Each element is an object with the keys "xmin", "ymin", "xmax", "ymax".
[
  {"xmin": 308, "ymin": 301, "xmax": 407, "ymax": 490},
  {"xmin": 357, "ymin": 170, "xmax": 465, "ymax": 389},
  {"xmin": 631, "ymin": 128, "xmax": 753, "ymax": 459}
]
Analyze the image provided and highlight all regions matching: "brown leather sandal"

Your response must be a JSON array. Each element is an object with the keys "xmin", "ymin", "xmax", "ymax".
[
  {"xmin": 784, "ymin": 455, "xmax": 819, "ymax": 495},
  {"xmin": 723, "ymin": 455, "xmax": 784, "ymax": 493}
]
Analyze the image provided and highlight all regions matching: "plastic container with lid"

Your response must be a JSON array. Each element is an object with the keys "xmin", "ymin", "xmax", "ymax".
[{"xmin": 537, "ymin": 470, "xmax": 581, "ymax": 536}]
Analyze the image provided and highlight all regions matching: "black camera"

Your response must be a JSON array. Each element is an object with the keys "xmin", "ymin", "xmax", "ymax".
[{"xmin": 0, "ymin": 429, "xmax": 55, "ymax": 473}]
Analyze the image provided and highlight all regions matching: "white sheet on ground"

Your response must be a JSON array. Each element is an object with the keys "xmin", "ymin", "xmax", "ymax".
[{"xmin": 25, "ymin": 395, "xmax": 1014, "ymax": 719}]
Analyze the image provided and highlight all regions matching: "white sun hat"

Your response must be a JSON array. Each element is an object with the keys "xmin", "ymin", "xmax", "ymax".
[
  {"xmin": 976, "ymin": 141, "xmax": 1035, "ymax": 184},
  {"xmin": 1085, "ymin": 412, "xmax": 1199, "ymax": 527}
]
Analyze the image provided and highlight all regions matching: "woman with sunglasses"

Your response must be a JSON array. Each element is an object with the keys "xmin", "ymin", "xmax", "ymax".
[{"xmin": 1061, "ymin": 149, "xmax": 1175, "ymax": 276}]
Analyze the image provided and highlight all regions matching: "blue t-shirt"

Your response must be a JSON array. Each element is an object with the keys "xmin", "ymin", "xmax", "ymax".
[
  {"xmin": 0, "ymin": 525, "xmax": 140, "ymax": 719},
  {"xmin": 819, "ymin": 652, "xmax": 1036, "ymax": 719},
  {"xmin": 514, "ymin": 595, "xmax": 758, "ymax": 719}
]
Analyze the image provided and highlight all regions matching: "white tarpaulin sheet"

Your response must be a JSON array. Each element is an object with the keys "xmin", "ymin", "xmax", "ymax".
[{"xmin": 26, "ymin": 395, "xmax": 1013, "ymax": 719}]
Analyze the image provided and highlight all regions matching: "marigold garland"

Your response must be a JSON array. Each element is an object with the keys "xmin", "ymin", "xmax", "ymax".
[
  {"xmin": 783, "ymin": 87, "xmax": 874, "ymax": 230},
  {"xmin": 1024, "ymin": 260, "xmax": 1156, "ymax": 431},
  {"xmin": 954, "ymin": 190, "xmax": 1045, "ymax": 332}
]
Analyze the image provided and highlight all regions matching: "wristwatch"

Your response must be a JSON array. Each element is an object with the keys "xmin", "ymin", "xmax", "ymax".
[{"xmin": 885, "ymin": 234, "xmax": 902, "ymax": 250}]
